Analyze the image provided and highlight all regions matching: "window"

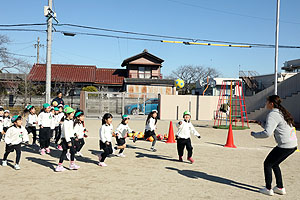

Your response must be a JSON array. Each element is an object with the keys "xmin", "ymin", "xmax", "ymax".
[{"xmin": 139, "ymin": 67, "xmax": 152, "ymax": 78}]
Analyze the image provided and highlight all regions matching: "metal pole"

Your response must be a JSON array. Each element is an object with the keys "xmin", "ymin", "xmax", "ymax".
[
  {"xmin": 45, "ymin": 0, "xmax": 53, "ymax": 103},
  {"xmin": 274, "ymin": 0, "xmax": 280, "ymax": 95},
  {"xmin": 37, "ymin": 37, "xmax": 40, "ymax": 64}
]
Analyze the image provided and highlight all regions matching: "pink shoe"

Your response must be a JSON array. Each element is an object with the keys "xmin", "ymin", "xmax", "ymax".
[
  {"xmin": 98, "ymin": 162, "xmax": 107, "ymax": 167},
  {"xmin": 188, "ymin": 157, "xmax": 194, "ymax": 164},
  {"xmin": 69, "ymin": 163, "xmax": 80, "ymax": 170},
  {"xmin": 179, "ymin": 156, "xmax": 183, "ymax": 162},
  {"xmin": 55, "ymin": 165, "xmax": 66, "ymax": 172},
  {"xmin": 46, "ymin": 148, "xmax": 51, "ymax": 154},
  {"xmin": 57, "ymin": 145, "xmax": 63, "ymax": 151},
  {"xmin": 40, "ymin": 148, "xmax": 46, "ymax": 155}
]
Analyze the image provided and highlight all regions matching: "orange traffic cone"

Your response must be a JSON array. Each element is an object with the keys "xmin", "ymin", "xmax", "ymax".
[
  {"xmin": 224, "ymin": 123, "xmax": 237, "ymax": 148},
  {"xmin": 166, "ymin": 121, "xmax": 176, "ymax": 143}
]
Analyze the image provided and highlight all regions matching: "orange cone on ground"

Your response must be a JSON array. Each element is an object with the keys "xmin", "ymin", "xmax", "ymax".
[
  {"xmin": 166, "ymin": 121, "xmax": 176, "ymax": 143},
  {"xmin": 224, "ymin": 123, "xmax": 237, "ymax": 148}
]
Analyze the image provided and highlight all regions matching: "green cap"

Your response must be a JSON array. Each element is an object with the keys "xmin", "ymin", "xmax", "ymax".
[
  {"xmin": 75, "ymin": 111, "xmax": 83, "ymax": 117},
  {"xmin": 26, "ymin": 105, "xmax": 33, "ymax": 110},
  {"xmin": 122, "ymin": 114, "xmax": 130, "ymax": 120},
  {"xmin": 183, "ymin": 111, "xmax": 191, "ymax": 116},
  {"xmin": 64, "ymin": 105, "xmax": 69, "ymax": 109},
  {"xmin": 64, "ymin": 107, "xmax": 74, "ymax": 114},
  {"xmin": 54, "ymin": 107, "xmax": 59, "ymax": 111},
  {"xmin": 11, "ymin": 115, "xmax": 21, "ymax": 123},
  {"xmin": 43, "ymin": 103, "xmax": 51, "ymax": 109}
]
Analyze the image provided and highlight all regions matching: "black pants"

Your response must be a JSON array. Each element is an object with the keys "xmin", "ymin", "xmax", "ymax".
[
  {"xmin": 3, "ymin": 144, "xmax": 21, "ymax": 164},
  {"xmin": 144, "ymin": 130, "xmax": 157, "ymax": 147},
  {"xmin": 54, "ymin": 125, "xmax": 61, "ymax": 144},
  {"xmin": 264, "ymin": 146, "xmax": 297, "ymax": 189},
  {"xmin": 75, "ymin": 138, "xmax": 85, "ymax": 152},
  {"xmin": 99, "ymin": 141, "xmax": 113, "ymax": 162},
  {"xmin": 39, "ymin": 127, "xmax": 51, "ymax": 149},
  {"xmin": 26, "ymin": 126, "xmax": 37, "ymax": 144},
  {"xmin": 177, "ymin": 138, "xmax": 193, "ymax": 158},
  {"xmin": 59, "ymin": 138, "xmax": 76, "ymax": 163}
]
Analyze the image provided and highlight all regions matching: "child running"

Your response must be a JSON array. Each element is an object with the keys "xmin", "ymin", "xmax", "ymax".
[
  {"xmin": 3, "ymin": 110, "xmax": 11, "ymax": 133},
  {"xmin": 134, "ymin": 110, "xmax": 158, "ymax": 152},
  {"xmin": 1, "ymin": 115, "xmax": 29, "ymax": 170},
  {"xmin": 54, "ymin": 104, "xmax": 64, "ymax": 150},
  {"xmin": 38, "ymin": 103, "xmax": 53, "ymax": 155},
  {"xmin": 98, "ymin": 113, "xmax": 113, "ymax": 167},
  {"xmin": 114, "ymin": 114, "xmax": 135, "ymax": 157},
  {"xmin": 25, "ymin": 105, "xmax": 38, "ymax": 145},
  {"xmin": 55, "ymin": 106, "xmax": 80, "ymax": 172},
  {"xmin": 175, "ymin": 111, "xmax": 201, "ymax": 164},
  {"xmin": 74, "ymin": 110, "xmax": 87, "ymax": 157},
  {"xmin": 0, "ymin": 107, "xmax": 4, "ymax": 141}
]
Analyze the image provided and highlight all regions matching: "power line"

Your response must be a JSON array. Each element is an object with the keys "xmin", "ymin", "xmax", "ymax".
[
  {"xmin": 0, "ymin": 23, "xmax": 47, "ymax": 27},
  {"xmin": 0, "ymin": 28, "xmax": 46, "ymax": 33},
  {"xmin": 6, "ymin": 51, "xmax": 36, "ymax": 58}
]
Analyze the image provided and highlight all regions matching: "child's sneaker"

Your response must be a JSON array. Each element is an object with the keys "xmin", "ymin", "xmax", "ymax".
[
  {"xmin": 188, "ymin": 157, "xmax": 194, "ymax": 164},
  {"xmin": 273, "ymin": 186, "xmax": 286, "ymax": 195},
  {"xmin": 2, "ymin": 160, "xmax": 7, "ymax": 167},
  {"xmin": 98, "ymin": 162, "xmax": 107, "ymax": 167},
  {"xmin": 57, "ymin": 145, "xmax": 63, "ymax": 151},
  {"xmin": 179, "ymin": 156, "xmax": 183, "ymax": 162},
  {"xmin": 259, "ymin": 187, "xmax": 274, "ymax": 196},
  {"xmin": 150, "ymin": 147, "xmax": 157, "ymax": 152},
  {"xmin": 117, "ymin": 153, "xmax": 126, "ymax": 157},
  {"xmin": 45, "ymin": 148, "xmax": 51, "ymax": 154},
  {"xmin": 14, "ymin": 164, "xmax": 20, "ymax": 170},
  {"xmin": 75, "ymin": 152, "xmax": 83, "ymax": 157},
  {"xmin": 55, "ymin": 165, "xmax": 66, "ymax": 172},
  {"xmin": 40, "ymin": 148, "xmax": 46, "ymax": 155},
  {"xmin": 69, "ymin": 163, "xmax": 80, "ymax": 170}
]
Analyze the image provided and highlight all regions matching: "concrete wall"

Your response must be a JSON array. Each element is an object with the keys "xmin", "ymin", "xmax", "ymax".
[
  {"xmin": 159, "ymin": 95, "xmax": 219, "ymax": 120},
  {"xmin": 126, "ymin": 85, "xmax": 176, "ymax": 96}
]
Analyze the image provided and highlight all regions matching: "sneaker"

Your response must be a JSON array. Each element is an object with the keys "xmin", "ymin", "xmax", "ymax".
[
  {"xmin": 75, "ymin": 152, "xmax": 83, "ymax": 157},
  {"xmin": 151, "ymin": 147, "xmax": 157, "ymax": 152},
  {"xmin": 273, "ymin": 186, "xmax": 286, "ymax": 195},
  {"xmin": 66, "ymin": 152, "xmax": 71, "ymax": 160},
  {"xmin": 2, "ymin": 160, "xmax": 7, "ymax": 166},
  {"xmin": 14, "ymin": 164, "xmax": 20, "ymax": 170},
  {"xmin": 69, "ymin": 163, "xmax": 80, "ymax": 170},
  {"xmin": 40, "ymin": 148, "xmax": 46, "ymax": 155},
  {"xmin": 188, "ymin": 157, "xmax": 194, "ymax": 164},
  {"xmin": 98, "ymin": 162, "xmax": 107, "ymax": 167},
  {"xmin": 55, "ymin": 165, "xmax": 66, "ymax": 172},
  {"xmin": 259, "ymin": 187, "xmax": 274, "ymax": 196},
  {"xmin": 117, "ymin": 153, "xmax": 126, "ymax": 157},
  {"xmin": 46, "ymin": 148, "xmax": 51, "ymax": 154},
  {"xmin": 57, "ymin": 145, "xmax": 63, "ymax": 151},
  {"xmin": 179, "ymin": 156, "xmax": 183, "ymax": 162}
]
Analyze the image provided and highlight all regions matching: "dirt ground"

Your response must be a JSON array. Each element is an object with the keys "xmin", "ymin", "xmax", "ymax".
[{"xmin": 0, "ymin": 119, "xmax": 299, "ymax": 200}]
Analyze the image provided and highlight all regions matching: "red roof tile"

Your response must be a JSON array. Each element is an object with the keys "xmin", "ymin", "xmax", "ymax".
[
  {"xmin": 28, "ymin": 64, "xmax": 126, "ymax": 85},
  {"xmin": 28, "ymin": 64, "xmax": 96, "ymax": 83},
  {"xmin": 95, "ymin": 68, "xmax": 126, "ymax": 85}
]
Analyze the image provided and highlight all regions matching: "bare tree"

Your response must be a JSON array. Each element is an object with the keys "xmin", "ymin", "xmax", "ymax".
[{"xmin": 166, "ymin": 65, "xmax": 221, "ymax": 94}]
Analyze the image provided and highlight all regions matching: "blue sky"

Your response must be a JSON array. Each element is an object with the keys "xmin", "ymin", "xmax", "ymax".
[{"xmin": 1, "ymin": 0, "xmax": 300, "ymax": 78}]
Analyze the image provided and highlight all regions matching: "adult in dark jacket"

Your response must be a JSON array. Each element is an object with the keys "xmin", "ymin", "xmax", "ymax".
[{"xmin": 51, "ymin": 91, "xmax": 65, "ymax": 106}]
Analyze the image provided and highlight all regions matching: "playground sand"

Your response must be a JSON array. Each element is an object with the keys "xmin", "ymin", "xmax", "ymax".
[{"xmin": 0, "ymin": 119, "xmax": 299, "ymax": 200}]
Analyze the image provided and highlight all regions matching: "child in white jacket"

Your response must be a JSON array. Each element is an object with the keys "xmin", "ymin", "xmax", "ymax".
[
  {"xmin": 114, "ymin": 114, "xmax": 135, "ymax": 157},
  {"xmin": 98, "ymin": 113, "xmax": 113, "ymax": 167},
  {"xmin": 55, "ymin": 107, "xmax": 80, "ymax": 172},
  {"xmin": 25, "ymin": 105, "xmax": 38, "ymax": 145},
  {"xmin": 38, "ymin": 103, "xmax": 53, "ymax": 155},
  {"xmin": 2, "ymin": 115, "xmax": 29, "ymax": 170},
  {"xmin": 175, "ymin": 111, "xmax": 201, "ymax": 164}
]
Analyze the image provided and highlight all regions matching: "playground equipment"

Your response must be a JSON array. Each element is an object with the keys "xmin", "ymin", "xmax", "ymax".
[{"xmin": 214, "ymin": 80, "xmax": 249, "ymax": 129}]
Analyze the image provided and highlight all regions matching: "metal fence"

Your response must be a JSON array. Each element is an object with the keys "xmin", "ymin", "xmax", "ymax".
[{"xmin": 84, "ymin": 92, "xmax": 158, "ymax": 118}]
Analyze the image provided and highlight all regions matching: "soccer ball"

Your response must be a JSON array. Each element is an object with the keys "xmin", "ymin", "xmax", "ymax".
[
  {"xmin": 52, "ymin": 101, "xmax": 58, "ymax": 107},
  {"xmin": 175, "ymin": 78, "xmax": 184, "ymax": 89}
]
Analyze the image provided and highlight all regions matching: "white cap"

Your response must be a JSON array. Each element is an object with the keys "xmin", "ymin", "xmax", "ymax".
[{"xmin": 4, "ymin": 110, "xmax": 10, "ymax": 113}]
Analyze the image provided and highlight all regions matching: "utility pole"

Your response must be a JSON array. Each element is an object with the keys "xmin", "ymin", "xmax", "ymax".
[
  {"xmin": 34, "ymin": 37, "xmax": 44, "ymax": 64},
  {"xmin": 44, "ymin": 0, "xmax": 58, "ymax": 103},
  {"xmin": 274, "ymin": 0, "xmax": 280, "ymax": 95}
]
